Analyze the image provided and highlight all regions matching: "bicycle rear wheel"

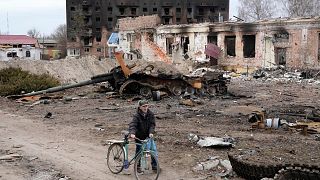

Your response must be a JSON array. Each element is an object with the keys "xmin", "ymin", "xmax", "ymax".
[
  {"xmin": 134, "ymin": 151, "xmax": 160, "ymax": 180},
  {"xmin": 106, "ymin": 143, "xmax": 125, "ymax": 174}
]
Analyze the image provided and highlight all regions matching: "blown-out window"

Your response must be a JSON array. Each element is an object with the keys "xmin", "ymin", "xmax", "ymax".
[
  {"xmin": 225, "ymin": 36, "xmax": 236, "ymax": 57},
  {"xmin": 243, "ymin": 35, "xmax": 255, "ymax": 58}
]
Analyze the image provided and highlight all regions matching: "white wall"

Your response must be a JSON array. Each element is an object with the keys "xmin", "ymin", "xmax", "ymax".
[{"xmin": 0, "ymin": 47, "xmax": 41, "ymax": 61}]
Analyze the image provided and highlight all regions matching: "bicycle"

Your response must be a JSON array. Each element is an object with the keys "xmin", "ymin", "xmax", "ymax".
[{"xmin": 106, "ymin": 131, "xmax": 160, "ymax": 180}]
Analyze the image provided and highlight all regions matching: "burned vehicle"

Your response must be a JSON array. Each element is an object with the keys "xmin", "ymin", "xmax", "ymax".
[
  {"xmin": 20, "ymin": 52, "xmax": 228, "ymax": 98},
  {"xmin": 105, "ymin": 52, "xmax": 228, "ymax": 97}
]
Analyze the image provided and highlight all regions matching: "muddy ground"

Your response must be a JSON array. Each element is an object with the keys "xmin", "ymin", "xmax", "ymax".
[{"xmin": 0, "ymin": 77, "xmax": 320, "ymax": 180}]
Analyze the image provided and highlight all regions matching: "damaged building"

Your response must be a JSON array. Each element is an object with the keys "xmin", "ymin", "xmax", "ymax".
[
  {"xmin": 0, "ymin": 35, "xmax": 41, "ymax": 61},
  {"xmin": 66, "ymin": 0, "xmax": 229, "ymax": 58},
  {"xmin": 118, "ymin": 16, "xmax": 320, "ymax": 71}
]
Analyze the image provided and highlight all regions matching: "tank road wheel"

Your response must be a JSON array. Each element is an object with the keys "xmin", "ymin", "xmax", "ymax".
[
  {"xmin": 195, "ymin": 88, "xmax": 206, "ymax": 96},
  {"xmin": 169, "ymin": 86, "xmax": 182, "ymax": 96},
  {"xmin": 185, "ymin": 86, "xmax": 195, "ymax": 95},
  {"xmin": 206, "ymin": 85, "xmax": 217, "ymax": 96},
  {"xmin": 119, "ymin": 80, "xmax": 140, "ymax": 95},
  {"xmin": 140, "ymin": 86, "xmax": 152, "ymax": 97}
]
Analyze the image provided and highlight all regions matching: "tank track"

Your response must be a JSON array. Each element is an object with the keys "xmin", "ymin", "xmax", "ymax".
[{"xmin": 228, "ymin": 154, "xmax": 320, "ymax": 180}]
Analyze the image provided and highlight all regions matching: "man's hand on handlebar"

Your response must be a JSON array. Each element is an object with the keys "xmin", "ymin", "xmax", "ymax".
[{"xmin": 130, "ymin": 134, "xmax": 136, "ymax": 139}]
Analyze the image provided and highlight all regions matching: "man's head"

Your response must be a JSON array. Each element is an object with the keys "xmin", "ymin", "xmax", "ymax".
[{"xmin": 138, "ymin": 100, "xmax": 149, "ymax": 113}]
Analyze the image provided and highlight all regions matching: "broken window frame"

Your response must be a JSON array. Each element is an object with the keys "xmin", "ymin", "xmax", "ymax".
[
  {"xmin": 242, "ymin": 35, "xmax": 256, "ymax": 58},
  {"xmin": 225, "ymin": 36, "xmax": 236, "ymax": 57}
]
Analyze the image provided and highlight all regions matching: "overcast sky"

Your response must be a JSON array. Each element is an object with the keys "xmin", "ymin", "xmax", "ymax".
[{"xmin": 0, "ymin": 0, "xmax": 239, "ymax": 36}]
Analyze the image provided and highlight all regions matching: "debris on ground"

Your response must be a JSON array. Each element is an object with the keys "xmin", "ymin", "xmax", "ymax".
[{"xmin": 188, "ymin": 133, "xmax": 235, "ymax": 148}]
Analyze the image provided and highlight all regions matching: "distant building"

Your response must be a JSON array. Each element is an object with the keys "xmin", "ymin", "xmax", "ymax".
[
  {"xmin": 66, "ymin": 0, "xmax": 230, "ymax": 57},
  {"xmin": 38, "ymin": 39, "xmax": 62, "ymax": 60},
  {"xmin": 0, "ymin": 35, "xmax": 41, "ymax": 61},
  {"xmin": 118, "ymin": 16, "xmax": 320, "ymax": 70}
]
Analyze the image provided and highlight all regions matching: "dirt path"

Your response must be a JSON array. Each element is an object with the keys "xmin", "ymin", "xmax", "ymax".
[{"xmin": 0, "ymin": 110, "xmax": 183, "ymax": 180}]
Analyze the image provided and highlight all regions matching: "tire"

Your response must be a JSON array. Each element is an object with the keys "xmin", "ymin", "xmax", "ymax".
[
  {"xmin": 206, "ymin": 85, "xmax": 217, "ymax": 96},
  {"xmin": 134, "ymin": 151, "xmax": 160, "ymax": 180},
  {"xmin": 107, "ymin": 143, "xmax": 125, "ymax": 174}
]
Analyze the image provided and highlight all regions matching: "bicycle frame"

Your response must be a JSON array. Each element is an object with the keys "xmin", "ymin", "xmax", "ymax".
[{"xmin": 122, "ymin": 134, "xmax": 156, "ymax": 170}]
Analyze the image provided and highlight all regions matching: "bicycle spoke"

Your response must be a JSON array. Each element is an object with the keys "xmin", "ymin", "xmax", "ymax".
[
  {"xmin": 107, "ymin": 143, "xmax": 125, "ymax": 174},
  {"xmin": 135, "ymin": 152, "xmax": 160, "ymax": 180}
]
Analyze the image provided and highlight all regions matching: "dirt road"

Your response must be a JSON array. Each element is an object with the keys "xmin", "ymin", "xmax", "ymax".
[
  {"xmin": 0, "ymin": 110, "xmax": 184, "ymax": 180},
  {"xmin": 0, "ymin": 78, "xmax": 320, "ymax": 180}
]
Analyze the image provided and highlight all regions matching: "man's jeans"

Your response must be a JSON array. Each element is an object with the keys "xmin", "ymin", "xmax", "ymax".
[{"xmin": 135, "ymin": 144, "xmax": 157, "ymax": 168}]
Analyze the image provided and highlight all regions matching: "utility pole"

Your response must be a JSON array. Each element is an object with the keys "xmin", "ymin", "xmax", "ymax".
[{"xmin": 7, "ymin": 12, "xmax": 9, "ymax": 35}]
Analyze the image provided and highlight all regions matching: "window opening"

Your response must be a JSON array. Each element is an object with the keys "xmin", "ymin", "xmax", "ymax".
[
  {"xmin": 119, "ymin": 7, "xmax": 125, "ymax": 15},
  {"xmin": 26, "ymin": 51, "xmax": 31, "ymax": 57},
  {"xmin": 199, "ymin": 8, "xmax": 204, "ymax": 16},
  {"xmin": 243, "ymin": 35, "xmax": 256, "ymax": 58},
  {"xmin": 181, "ymin": 36, "xmax": 190, "ymax": 54},
  {"xmin": 164, "ymin": 8, "xmax": 170, "ymax": 15},
  {"xmin": 226, "ymin": 36, "xmax": 236, "ymax": 57},
  {"xmin": 131, "ymin": 8, "xmax": 137, "ymax": 15}
]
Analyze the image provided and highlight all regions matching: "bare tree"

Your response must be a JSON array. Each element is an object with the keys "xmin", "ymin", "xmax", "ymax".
[
  {"xmin": 280, "ymin": 0, "xmax": 320, "ymax": 17},
  {"xmin": 238, "ymin": 0, "xmax": 277, "ymax": 22},
  {"xmin": 27, "ymin": 28, "xmax": 41, "ymax": 38},
  {"xmin": 51, "ymin": 24, "xmax": 67, "ymax": 58}
]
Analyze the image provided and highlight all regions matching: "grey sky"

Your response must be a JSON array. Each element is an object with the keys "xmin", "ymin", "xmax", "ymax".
[{"xmin": 0, "ymin": 0, "xmax": 239, "ymax": 36}]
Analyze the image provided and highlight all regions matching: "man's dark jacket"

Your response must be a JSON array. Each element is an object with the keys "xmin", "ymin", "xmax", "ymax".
[{"xmin": 129, "ymin": 109, "xmax": 155, "ymax": 140}]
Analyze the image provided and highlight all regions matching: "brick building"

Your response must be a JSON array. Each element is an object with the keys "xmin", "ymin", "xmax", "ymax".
[
  {"xmin": 66, "ymin": 0, "xmax": 230, "ymax": 57},
  {"xmin": 118, "ymin": 16, "xmax": 320, "ymax": 71}
]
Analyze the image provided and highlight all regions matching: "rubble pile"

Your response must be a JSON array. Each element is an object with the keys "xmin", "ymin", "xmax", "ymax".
[
  {"xmin": 247, "ymin": 67, "xmax": 320, "ymax": 84},
  {"xmin": 0, "ymin": 56, "xmax": 116, "ymax": 84}
]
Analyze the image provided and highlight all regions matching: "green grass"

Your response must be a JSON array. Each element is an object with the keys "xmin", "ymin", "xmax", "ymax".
[{"xmin": 0, "ymin": 67, "xmax": 60, "ymax": 96}]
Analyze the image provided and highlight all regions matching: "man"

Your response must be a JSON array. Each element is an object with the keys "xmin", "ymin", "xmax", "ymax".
[{"xmin": 129, "ymin": 99, "xmax": 157, "ymax": 171}]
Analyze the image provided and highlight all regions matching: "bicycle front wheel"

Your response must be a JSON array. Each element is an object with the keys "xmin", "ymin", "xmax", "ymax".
[
  {"xmin": 106, "ymin": 143, "xmax": 125, "ymax": 174},
  {"xmin": 134, "ymin": 151, "xmax": 160, "ymax": 180}
]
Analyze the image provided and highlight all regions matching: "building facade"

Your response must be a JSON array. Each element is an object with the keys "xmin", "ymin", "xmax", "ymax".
[
  {"xmin": 66, "ymin": 0, "xmax": 229, "ymax": 58},
  {"xmin": 0, "ymin": 35, "xmax": 41, "ymax": 61},
  {"xmin": 118, "ymin": 16, "xmax": 320, "ymax": 71}
]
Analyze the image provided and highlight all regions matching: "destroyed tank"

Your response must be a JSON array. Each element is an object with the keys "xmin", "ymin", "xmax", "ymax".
[
  {"xmin": 19, "ymin": 52, "xmax": 228, "ymax": 98},
  {"xmin": 106, "ymin": 52, "xmax": 229, "ymax": 97}
]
